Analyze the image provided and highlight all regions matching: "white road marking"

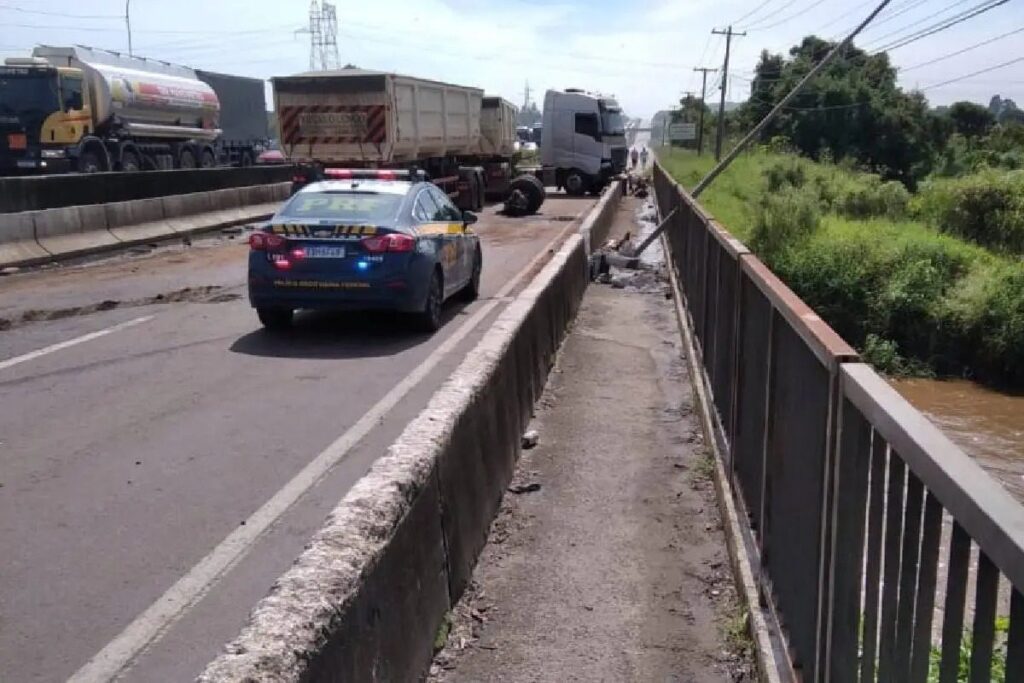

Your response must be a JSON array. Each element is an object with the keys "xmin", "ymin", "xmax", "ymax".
[
  {"xmin": 0, "ymin": 316, "xmax": 155, "ymax": 373},
  {"xmin": 70, "ymin": 220, "xmax": 580, "ymax": 682}
]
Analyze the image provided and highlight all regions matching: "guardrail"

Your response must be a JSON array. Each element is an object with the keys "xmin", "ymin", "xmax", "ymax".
[
  {"xmin": 0, "ymin": 165, "xmax": 294, "ymax": 214},
  {"xmin": 652, "ymin": 161, "xmax": 1024, "ymax": 682}
]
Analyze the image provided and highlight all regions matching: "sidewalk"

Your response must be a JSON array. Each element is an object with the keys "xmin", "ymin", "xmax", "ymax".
[{"xmin": 429, "ymin": 198, "xmax": 754, "ymax": 682}]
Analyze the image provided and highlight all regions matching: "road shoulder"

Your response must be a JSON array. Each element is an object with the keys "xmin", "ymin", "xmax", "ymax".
[{"xmin": 429, "ymin": 256, "xmax": 755, "ymax": 681}]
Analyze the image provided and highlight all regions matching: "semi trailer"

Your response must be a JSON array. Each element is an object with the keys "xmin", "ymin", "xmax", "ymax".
[
  {"xmin": 0, "ymin": 45, "xmax": 267, "ymax": 174},
  {"xmin": 273, "ymin": 68, "xmax": 519, "ymax": 211}
]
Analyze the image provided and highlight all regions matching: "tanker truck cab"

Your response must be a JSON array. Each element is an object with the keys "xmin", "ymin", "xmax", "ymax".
[
  {"xmin": 0, "ymin": 58, "xmax": 88, "ymax": 173},
  {"xmin": 540, "ymin": 88, "xmax": 627, "ymax": 196}
]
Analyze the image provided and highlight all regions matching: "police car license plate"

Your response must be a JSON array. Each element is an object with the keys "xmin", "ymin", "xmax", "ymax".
[{"xmin": 306, "ymin": 245, "xmax": 346, "ymax": 258}]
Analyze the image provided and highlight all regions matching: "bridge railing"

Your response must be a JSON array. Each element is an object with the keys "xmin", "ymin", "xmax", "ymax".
[{"xmin": 652, "ymin": 160, "xmax": 1024, "ymax": 682}]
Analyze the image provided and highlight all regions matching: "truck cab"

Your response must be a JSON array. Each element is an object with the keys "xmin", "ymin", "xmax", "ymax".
[
  {"xmin": 540, "ymin": 88, "xmax": 627, "ymax": 196},
  {"xmin": 0, "ymin": 58, "xmax": 88, "ymax": 174}
]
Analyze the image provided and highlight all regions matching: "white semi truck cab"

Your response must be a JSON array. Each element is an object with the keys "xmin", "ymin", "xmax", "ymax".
[{"xmin": 540, "ymin": 88, "xmax": 627, "ymax": 196}]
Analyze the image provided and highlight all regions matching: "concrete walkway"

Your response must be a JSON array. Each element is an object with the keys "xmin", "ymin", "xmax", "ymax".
[{"xmin": 430, "ymin": 200, "xmax": 753, "ymax": 682}]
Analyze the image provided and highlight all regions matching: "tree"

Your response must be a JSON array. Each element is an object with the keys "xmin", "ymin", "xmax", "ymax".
[
  {"xmin": 735, "ymin": 35, "xmax": 935, "ymax": 183},
  {"xmin": 947, "ymin": 101, "xmax": 996, "ymax": 138}
]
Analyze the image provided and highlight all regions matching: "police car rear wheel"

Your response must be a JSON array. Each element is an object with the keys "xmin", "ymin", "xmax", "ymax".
[
  {"xmin": 416, "ymin": 271, "xmax": 443, "ymax": 332},
  {"xmin": 257, "ymin": 307, "xmax": 293, "ymax": 330},
  {"xmin": 461, "ymin": 247, "xmax": 482, "ymax": 301}
]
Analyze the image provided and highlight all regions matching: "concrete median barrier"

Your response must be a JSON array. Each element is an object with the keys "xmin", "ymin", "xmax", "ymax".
[
  {"xmin": 197, "ymin": 182, "xmax": 621, "ymax": 683},
  {"xmin": 160, "ymin": 192, "xmax": 216, "ymax": 234},
  {"xmin": 33, "ymin": 205, "xmax": 119, "ymax": 258},
  {"xmin": 105, "ymin": 198, "xmax": 170, "ymax": 243},
  {"xmin": 0, "ymin": 212, "xmax": 50, "ymax": 265}
]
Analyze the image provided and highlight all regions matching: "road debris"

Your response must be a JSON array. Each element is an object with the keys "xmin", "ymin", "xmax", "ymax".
[
  {"xmin": 521, "ymin": 429, "xmax": 539, "ymax": 449},
  {"xmin": 1, "ymin": 266, "xmax": 20, "ymax": 276},
  {"xmin": 508, "ymin": 482, "xmax": 541, "ymax": 494}
]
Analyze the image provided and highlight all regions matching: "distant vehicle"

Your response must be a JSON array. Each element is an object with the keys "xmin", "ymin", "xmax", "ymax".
[
  {"xmin": 532, "ymin": 124, "xmax": 543, "ymax": 146},
  {"xmin": 273, "ymin": 69, "xmax": 521, "ymax": 209},
  {"xmin": 516, "ymin": 126, "xmax": 532, "ymax": 144},
  {"xmin": 538, "ymin": 88, "xmax": 628, "ymax": 196},
  {"xmin": 0, "ymin": 45, "xmax": 266, "ymax": 174},
  {"xmin": 256, "ymin": 148, "xmax": 286, "ymax": 165},
  {"xmin": 247, "ymin": 168, "xmax": 481, "ymax": 332}
]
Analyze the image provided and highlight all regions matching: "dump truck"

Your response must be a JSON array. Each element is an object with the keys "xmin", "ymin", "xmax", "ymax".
[
  {"xmin": 0, "ymin": 45, "xmax": 266, "ymax": 174},
  {"xmin": 273, "ymin": 68, "xmax": 521, "ymax": 211}
]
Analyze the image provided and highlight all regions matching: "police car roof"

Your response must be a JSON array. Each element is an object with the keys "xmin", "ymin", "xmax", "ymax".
[{"xmin": 299, "ymin": 179, "xmax": 414, "ymax": 196}]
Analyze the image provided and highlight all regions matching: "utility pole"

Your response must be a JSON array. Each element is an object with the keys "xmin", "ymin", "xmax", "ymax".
[
  {"xmin": 125, "ymin": 0, "xmax": 133, "ymax": 56},
  {"xmin": 711, "ymin": 26, "xmax": 744, "ymax": 161},
  {"xmin": 693, "ymin": 67, "xmax": 717, "ymax": 156}
]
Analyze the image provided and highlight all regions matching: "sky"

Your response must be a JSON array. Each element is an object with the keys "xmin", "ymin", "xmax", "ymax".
[{"xmin": 2, "ymin": 0, "xmax": 1022, "ymax": 119}]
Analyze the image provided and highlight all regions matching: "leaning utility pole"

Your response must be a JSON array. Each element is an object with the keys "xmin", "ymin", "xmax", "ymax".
[
  {"xmin": 125, "ymin": 0, "xmax": 133, "ymax": 56},
  {"xmin": 711, "ymin": 26, "xmax": 744, "ymax": 161},
  {"xmin": 633, "ymin": 0, "xmax": 892, "ymax": 257},
  {"xmin": 693, "ymin": 67, "xmax": 717, "ymax": 156}
]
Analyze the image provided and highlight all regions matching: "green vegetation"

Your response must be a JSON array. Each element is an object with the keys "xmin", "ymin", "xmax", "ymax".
[
  {"xmin": 927, "ymin": 617, "xmax": 1010, "ymax": 682},
  {"xmin": 658, "ymin": 147, "xmax": 1024, "ymax": 387}
]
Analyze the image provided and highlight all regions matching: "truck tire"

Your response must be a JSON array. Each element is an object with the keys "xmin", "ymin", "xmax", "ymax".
[
  {"xmin": 120, "ymin": 151, "xmax": 141, "ymax": 172},
  {"xmin": 179, "ymin": 149, "xmax": 197, "ymax": 169},
  {"xmin": 522, "ymin": 173, "xmax": 546, "ymax": 204},
  {"xmin": 77, "ymin": 151, "xmax": 102, "ymax": 173},
  {"xmin": 509, "ymin": 174, "xmax": 544, "ymax": 214},
  {"xmin": 564, "ymin": 169, "xmax": 590, "ymax": 197},
  {"xmin": 201, "ymin": 149, "xmax": 216, "ymax": 168}
]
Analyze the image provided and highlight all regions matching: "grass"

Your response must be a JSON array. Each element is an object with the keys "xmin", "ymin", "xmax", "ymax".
[{"xmin": 656, "ymin": 146, "xmax": 1024, "ymax": 388}]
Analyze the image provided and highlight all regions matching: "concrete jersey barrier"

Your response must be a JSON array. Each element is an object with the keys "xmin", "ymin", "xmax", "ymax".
[
  {"xmin": 197, "ymin": 182, "xmax": 622, "ymax": 682},
  {"xmin": 0, "ymin": 181, "xmax": 289, "ymax": 268}
]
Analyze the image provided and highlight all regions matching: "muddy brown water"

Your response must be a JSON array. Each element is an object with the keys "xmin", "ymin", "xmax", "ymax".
[{"xmin": 893, "ymin": 378, "xmax": 1024, "ymax": 502}]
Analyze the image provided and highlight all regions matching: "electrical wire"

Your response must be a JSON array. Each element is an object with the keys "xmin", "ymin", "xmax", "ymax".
[
  {"xmin": 920, "ymin": 56, "xmax": 1024, "ymax": 91},
  {"xmin": 0, "ymin": 2, "xmax": 121, "ymax": 20},
  {"xmin": 875, "ymin": 0, "xmax": 1010, "ymax": 51},
  {"xmin": 743, "ymin": 0, "xmax": 832, "ymax": 31},
  {"xmin": 860, "ymin": 0, "xmax": 973, "ymax": 48},
  {"xmin": 731, "ymin": 0, "xmax": 778, "ymax": 27},
  {"xmin": 740, "ymin": 0, "xmax": 804, "ymax": 29},
  {"xmin": 900, "ymin": 25, "xmax": 1024, "ymax": 72}
]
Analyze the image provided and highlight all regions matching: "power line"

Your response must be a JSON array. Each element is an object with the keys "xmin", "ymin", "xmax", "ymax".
[
  {"xmin": 900, "ymin": 25, "xmax": 1024, "ymax": 72},
  {"xmin": 743, "ymin": 0, "xmax": 832, "ymax": 31},
  {"xmin": 731, "ymin": 0, "xmax": 778, "ymax": 26},
  {"xmin": 875, "ymin": 0, "xmax": 1010, "ymax": 52},
  {"xmin": 921, "ymin": 56, "xmax": 1024, "ymax": 91},
  {"xmin": 0, "ymin": 2, "xmax": 121, "ymax": 19},
  {"xmin": 860, "ymin": 0, "xmax": 973, "ymax": 48},
  {"xmin": 740, "ymin": 0, "xmax": 803, "ymax": 29}
]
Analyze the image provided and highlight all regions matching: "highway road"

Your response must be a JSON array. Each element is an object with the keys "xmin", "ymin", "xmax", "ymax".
[{"xmin": 0, "ymin": 194, "xmax": 594, "ymax": 682}]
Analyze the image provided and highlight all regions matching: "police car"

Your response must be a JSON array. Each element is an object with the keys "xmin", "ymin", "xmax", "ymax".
[{"xmin": 248, "ymin": 169, "xmax": 481, "ymax": 332}]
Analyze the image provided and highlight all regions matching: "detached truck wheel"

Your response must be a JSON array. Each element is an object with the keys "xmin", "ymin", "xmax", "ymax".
[
  {"xmin": 509, "ymin": 174, "xmax": 544, "ymax": 214},
  {"xmin": 564, "ymin": 169, "xmax": 590, "ymax": 197}
]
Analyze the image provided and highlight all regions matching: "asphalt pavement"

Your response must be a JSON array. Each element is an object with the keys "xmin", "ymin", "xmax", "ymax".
[{"xmin": 0, "ymin": 194, "xmax": 594, "ymax": 682}]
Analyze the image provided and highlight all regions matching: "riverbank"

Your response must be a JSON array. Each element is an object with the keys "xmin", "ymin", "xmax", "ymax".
[{"xmin": 657, "ymin": 147, "xmax": 1024, "ymax": 390}]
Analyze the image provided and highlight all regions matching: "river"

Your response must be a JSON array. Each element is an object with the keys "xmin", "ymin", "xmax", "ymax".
[{"xmin": 894, "ymin": 378, "xmax": 1024, "ymax": 502}]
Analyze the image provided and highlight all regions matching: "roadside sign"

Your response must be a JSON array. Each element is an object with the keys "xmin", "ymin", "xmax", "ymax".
[{"xmin": 668, "ymin": 122, "xmax": 697, "ymax": 141}]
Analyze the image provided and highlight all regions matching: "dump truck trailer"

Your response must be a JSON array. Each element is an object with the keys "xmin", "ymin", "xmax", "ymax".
[{"xmin": 273, "ymin": 68, "xmax": 518, "ymax": 210}]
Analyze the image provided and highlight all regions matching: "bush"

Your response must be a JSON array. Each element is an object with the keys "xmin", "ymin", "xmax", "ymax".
[
  {"xmin": 835, "ymin": 176, "xmax": 910, "ymax": 219},
  {"xmin": 916, "ymin": 171, "xmax": 1024, "ymax": 253},
  {"xmin": 764, "ymin": 157, "xmax": 807, "ymax": 192},
  {"xmin": 750, "ymin": 186, "xmax": 821, "ymax": 256}
]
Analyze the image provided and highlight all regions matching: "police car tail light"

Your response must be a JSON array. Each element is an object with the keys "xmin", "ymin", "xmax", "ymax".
[
  {"xmin": 250, "ymin": 232, "xmax": 287, "ymax": 251},
  {"xmin": 323, "ymin": 168, "xmax": 353, "ymax": 179},
  {"xmin": 362, "ymin": 233, "xmax": 415, "ymax": 253},
  {"xmin": 375, "ymin": 170, "xmax": 397, "ymax": 180}
]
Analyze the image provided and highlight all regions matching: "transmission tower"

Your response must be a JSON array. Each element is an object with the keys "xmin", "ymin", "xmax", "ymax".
[
  {"xmin": 303, "ymin": 0, "xmax": 340, "ymax": 71},
  {"xmin": 523, "ymin": 81, "xmax": 531, "ymax": 110}
]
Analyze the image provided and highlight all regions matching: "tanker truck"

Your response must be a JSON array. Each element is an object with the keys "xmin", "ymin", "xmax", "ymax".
[
  {"xmin": 0, "ymin": 45, "xmax": 266, "ymax": 174},
  {"xmin": 273, "ymin": 68, "xmax": 522, "ymax": 211}
]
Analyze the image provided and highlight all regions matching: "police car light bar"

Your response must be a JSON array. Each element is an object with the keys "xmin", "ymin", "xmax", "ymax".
[{"xmin": 323, "ymin": 168, "xmax": 407, "ymax": 180}]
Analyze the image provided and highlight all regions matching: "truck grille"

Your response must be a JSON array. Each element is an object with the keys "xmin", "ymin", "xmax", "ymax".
[{"xmin": 610, "ymin": 147, "xmax": 627, "ymax": 173}]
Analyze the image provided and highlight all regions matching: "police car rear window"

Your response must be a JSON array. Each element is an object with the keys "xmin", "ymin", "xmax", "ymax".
[{"xmin": 280, "ymin": 192, "xmax": 403, "ymax": 222}]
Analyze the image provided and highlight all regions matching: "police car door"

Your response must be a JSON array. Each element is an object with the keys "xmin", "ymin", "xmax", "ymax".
[
  {"xmin": 427, "ymin": 185, "xmax": 467, "ymax": 290},
  {"xmin": 413, "ymin": 188, "xmax": 458, "ymax": 296}
]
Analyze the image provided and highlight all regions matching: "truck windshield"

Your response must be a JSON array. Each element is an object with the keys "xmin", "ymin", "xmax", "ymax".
[
  {"xmin": 279, "ymin": 191, "xmax": 404, "ymax": 223},
  {"xmin": 600, "ymin": 109, "xmax": 626, "ymax": 137},
  {"xmin": 0, "ymin": 70, "xmax": 59, "ymax": 120}
]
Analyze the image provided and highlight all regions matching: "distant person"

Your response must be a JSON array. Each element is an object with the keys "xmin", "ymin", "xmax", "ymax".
[
  {"xmin": 630, "ymin": 148, "xmax": 639, "ymax": 169},
  {"xmin": 640, "ymin": 147, "xmax": 649, "ymax": 167}
]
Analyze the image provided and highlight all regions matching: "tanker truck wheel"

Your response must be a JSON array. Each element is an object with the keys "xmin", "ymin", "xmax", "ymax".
[
  {"xmin": 77, "ymin": 151, "xmax": 102, "ymax": 173},
  {"xmin": 509, "ymin": 174, "xmax": 544, "ymax": 215},
  {"xmin": 178, "ymin": 149, "xmax": 197, "ymax": 169},
  {"xmin": 120, "ymin": 151, "xmax": 141, "ymax": 173}
]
